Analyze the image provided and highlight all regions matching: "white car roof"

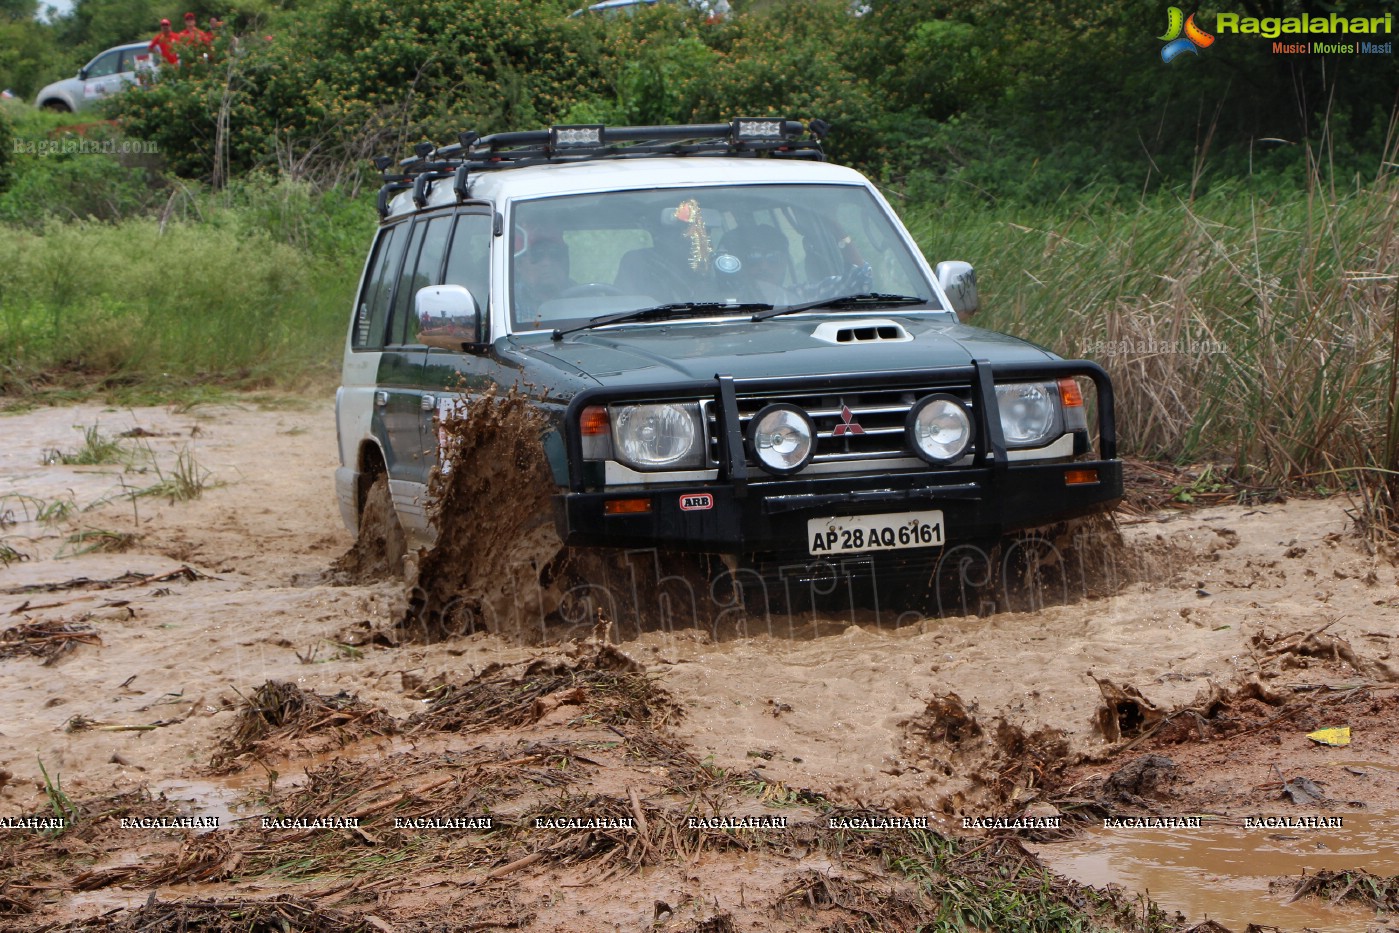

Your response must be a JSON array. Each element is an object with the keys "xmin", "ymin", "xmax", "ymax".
[{"xmin": 385, "ymin": 156, "xmax": 870, "ymax": 220}]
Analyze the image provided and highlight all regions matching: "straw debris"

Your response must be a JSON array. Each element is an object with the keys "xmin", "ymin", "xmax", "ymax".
[
  {"xmin": 0, "ymin": 619, "xmax": 100, "ymax": 664},
  {"xmin": 409, "ymin": 645, "xmax": 678, "ymax": 735},
  {"xmin": 210, "ymin": 681, "xmax": 396, "ymax": 773},
  {"xmin": 29, "ymin": 894, "xmax": 379, "ymax": 932}
]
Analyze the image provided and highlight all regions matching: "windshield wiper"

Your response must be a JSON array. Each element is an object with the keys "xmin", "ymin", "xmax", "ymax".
[
  {"xmin": 750, "ymin": 293, "xmax": 929, "ymax": 322},
  {"xmin": 551, "ymin": 301, "xmax": 772, "ymax": 340}
]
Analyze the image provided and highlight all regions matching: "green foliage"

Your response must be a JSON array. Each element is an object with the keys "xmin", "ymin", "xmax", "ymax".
[
  {"xmin": 0, "ymin": 141, "xmax": 162, "ymax": 226},
  {"xmin": 0, "ymin": 16, "xmax": 68, "ymax": 101},
  {"xmin": 0, "ymin": 104, "xmax": 13, "ymax": 193},
  {"xmin": 50, "ymin": 0, "xmax": 164, "ymax": 66},
  {"xmin": 112, "ymin": 0, "xmax": 606, "ymax": 181}
]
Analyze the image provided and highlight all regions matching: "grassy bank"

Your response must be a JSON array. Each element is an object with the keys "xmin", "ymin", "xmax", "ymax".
[
  {"xmin": 0, "ymin": 178, "xmax": 373, "ymax": 401},
  {"xmin": 904, "ymin": 166, "xmax": 1399, "ymax": 492}
]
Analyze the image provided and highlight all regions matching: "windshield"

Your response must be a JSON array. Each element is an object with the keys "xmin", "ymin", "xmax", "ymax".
[{"xmin": 509, "ymin": 183, "xmax": 937, "ymax": 333}]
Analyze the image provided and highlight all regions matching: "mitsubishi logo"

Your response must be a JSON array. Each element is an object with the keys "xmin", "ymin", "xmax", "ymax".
[{"xmin": 832, "ymin": 404, "xmax": 865, "ymax": 437}]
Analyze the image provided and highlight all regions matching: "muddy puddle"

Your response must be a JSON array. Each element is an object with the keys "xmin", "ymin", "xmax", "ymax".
[{"xmin": 1033, "ymin": 811, "xmax": 1398, "ymax": 930}]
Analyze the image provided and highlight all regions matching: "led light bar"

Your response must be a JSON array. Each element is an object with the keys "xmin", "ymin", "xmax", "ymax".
[
  {"xmin": 550, "ymin": 124, "xmax": 605, "ymax": 149},
  {"xmin": 730, "ymin": 118, "xmax": 787, "ymax": 142}
]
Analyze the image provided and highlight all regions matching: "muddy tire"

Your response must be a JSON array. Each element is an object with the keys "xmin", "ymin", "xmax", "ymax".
[
  {"xmin": 362, "ymin": 475, "xmax": 407, "ymax": 577},
  {"xmin": 331, "ymin": 475, "xmax": 408, "ymax": 583}
]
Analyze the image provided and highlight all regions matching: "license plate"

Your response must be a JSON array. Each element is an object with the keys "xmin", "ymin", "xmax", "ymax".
[{"xmin": 807, "ymin": 510, "xmax": 945, "ymax": 555}]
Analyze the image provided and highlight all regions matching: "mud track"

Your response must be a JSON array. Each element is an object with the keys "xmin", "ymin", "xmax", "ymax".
[{"xmin": 1, "ymin": 398, "xmax": 1397, "ymax": 932}]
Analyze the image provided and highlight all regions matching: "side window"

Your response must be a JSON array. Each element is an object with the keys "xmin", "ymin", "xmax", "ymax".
[
  {"xmin": 352, "ymin": 224, "xmax": 407, "ymax": 349},
  {"xmin": 442, "ymin": 213, "xmax": 492, "ymax": 316},
  {"xmin": 120, "ymin": 49, "xmax": 151, "ymax": 73},
  {"xmin": 389, "ymin": 215, "xmax": 452, "ymax": 346},
  {"xmin": 85, "ymin": 50, "xmax": 120, "ymax": 79}
]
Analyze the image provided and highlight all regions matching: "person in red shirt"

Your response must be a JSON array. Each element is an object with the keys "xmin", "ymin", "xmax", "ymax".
[
  {"xmin": 176, "ymin": 12, "xmax": 212, "ymax": 47},
  {"xmin": 148, "ymin": 19, "xmax": 179, "ymax": 66}
]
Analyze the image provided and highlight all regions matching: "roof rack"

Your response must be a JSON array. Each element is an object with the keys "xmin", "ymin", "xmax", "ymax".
[{"xmin": 373, "ymin": 118, "xmax": 829, "ymax": 218}]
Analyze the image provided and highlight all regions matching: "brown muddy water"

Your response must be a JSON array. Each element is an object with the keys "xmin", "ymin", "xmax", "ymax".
[{"xmin": 1033, "ymin": 811, "xmax": 1399, "ymax": 930}]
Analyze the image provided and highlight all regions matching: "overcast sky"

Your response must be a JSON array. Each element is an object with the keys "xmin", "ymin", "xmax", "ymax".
[{"xmin": 38, "ymin": 0, "xmax": 73, "ymax": 22}]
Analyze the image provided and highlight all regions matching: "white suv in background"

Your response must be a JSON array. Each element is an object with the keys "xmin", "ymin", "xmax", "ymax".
[{"xmin": 33, "ymin": 42, "xmax": 155, "ymax": 113}]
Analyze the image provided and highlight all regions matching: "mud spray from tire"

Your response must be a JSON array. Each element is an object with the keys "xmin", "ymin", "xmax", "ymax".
[{"xmin": 393, "ymin": 388, "xmax": 730, "ymax": 645}]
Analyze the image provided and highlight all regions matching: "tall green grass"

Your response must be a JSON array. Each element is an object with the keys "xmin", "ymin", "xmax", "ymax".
[
  {"xmin": 904, "ymin": 162, "xmax": 1399, "ymax": 500},
  {"xmin": 0, "ymin": 176, "xmax": 373, "ymax": 397}
]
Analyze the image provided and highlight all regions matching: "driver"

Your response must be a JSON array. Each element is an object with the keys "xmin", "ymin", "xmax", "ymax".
[
  {"xmin": 513, "ymin": 235, "xmax": 576, "ymax": 323},
  {"xmin": 718, "ymin": 221, "xmax": 876, "ymax": 308},
  {"xmin": 715, "ymin": 224, "xmax": 793, "ymax": 305}
]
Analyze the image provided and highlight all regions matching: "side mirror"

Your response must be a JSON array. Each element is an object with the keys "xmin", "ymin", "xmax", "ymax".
[
  {"xmin": 78, "ymin": 67, "xmax": 89, "ymax": 80},
  {"xmin": 415, "ymin": 284, "xmax": 483, "ymax": 349},
  {"xmin": 936, "ymin": 260, "xmax": 979, "ymax": 320}
]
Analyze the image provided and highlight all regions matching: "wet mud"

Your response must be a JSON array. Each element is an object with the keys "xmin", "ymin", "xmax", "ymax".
[{"xmin": 4, "ymin": 400, "xmax": 1399, "ymax": 931}]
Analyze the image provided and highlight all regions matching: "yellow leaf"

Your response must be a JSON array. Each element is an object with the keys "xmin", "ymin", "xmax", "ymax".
[{"xmin": 1306, "ymin": 726, "xmax": 1350, "ymax": 747}]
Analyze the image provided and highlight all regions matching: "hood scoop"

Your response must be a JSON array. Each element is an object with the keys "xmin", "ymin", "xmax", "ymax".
[{"xmin": 811, "ymin": 318, "xmax": 913, "ymax": 345}]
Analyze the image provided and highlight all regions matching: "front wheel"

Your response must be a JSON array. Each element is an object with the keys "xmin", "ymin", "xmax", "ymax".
[{"xmin": 332, "ymin": 474, "xmax": 407, "ymax": 582}]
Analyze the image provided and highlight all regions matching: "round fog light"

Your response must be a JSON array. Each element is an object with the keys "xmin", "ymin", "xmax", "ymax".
[
  {"xmin": 906, "ymin": 394, "xmax": 973, "ymax": 464},
  {"xmin": 747, "ymin": 403, "xmax": 814, "ymax": 475}
]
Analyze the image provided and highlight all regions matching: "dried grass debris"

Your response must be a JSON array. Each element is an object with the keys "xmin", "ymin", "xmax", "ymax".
[
  {"xmin": 1288, "ymin": 868, "xmax": 1399, "ymax": 910},
  {"xmin": 209, "ymin": 680, "xmax": 396, "ymax": 773},
  {"xmin": 32, "ymin": 894, "xmax": 379, "ymax": 932},
  {"xmin": 410, "ymin": 645, "xmax": 677, "ymax": 735},
  {"xmin": 0, "ymin": 619, "xmax": 100, "ymax": 664}
]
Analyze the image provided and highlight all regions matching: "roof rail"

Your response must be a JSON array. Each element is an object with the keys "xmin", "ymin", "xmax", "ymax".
[{"xmin": 374, "ymin": 118, "xmax": 829, "ymax": 218}]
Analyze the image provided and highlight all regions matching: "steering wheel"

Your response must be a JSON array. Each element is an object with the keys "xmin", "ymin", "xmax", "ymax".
[{"xmin": 560, "ymin": 283, "xmax": 624, "ymax": 299}]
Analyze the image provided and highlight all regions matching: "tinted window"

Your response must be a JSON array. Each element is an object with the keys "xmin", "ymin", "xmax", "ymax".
[
  {"xmin": 353, "ymin": 224, "xmax": 407, "ymax": 349},
  {"xmin": 85, "ymin": 50, "xmax": 120, "ymax": 79},
  {"xmin": 443, "ymin": 213, "xmax": 492, "ymax": 315},
  {"xmin": 390, "ymin": 215, "xmax": 452, "ymax": 346}
]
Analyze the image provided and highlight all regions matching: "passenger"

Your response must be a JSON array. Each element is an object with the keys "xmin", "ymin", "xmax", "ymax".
[
  {"xmin": 148, "ymin": 19, "xmax": 179, "ymax": 66},
  {"xmin": 177, "ymin": 11, "xmax": 213, "ymax": 47}
]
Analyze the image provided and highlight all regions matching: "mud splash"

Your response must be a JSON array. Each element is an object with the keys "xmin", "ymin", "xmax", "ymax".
[
  {"xmin": 902, "ymin": 691, "xmax": 1072, "ymax": 814},
  {"xmin": 396, "ymin": 389, "xmax": 732, "ymax": 645},
  {"xmin": 329, "ymin": 475, "xmax": 403, "ymax": 584},
  {"xmin": 399, "ymin": 388, "xmax": 574, "ymax": 641}
]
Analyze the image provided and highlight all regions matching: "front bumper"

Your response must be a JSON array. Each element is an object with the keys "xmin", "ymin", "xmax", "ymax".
[
  {"xmin": 557, "ymin": 459, "xmax": 1121, "ymax": 552},
  {"xmin": 554, "ymin": 359, "xmax": 1122, "ymax": 554}
]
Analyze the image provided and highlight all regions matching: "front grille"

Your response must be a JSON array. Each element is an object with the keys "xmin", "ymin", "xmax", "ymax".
[{"xmin": 702, "ymin": 385, "xmax": 978, "ymax": 471}]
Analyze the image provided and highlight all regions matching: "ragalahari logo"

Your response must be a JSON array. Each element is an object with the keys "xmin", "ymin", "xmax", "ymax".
[{"xmin": 1160, "ymin": 7, "xmax": 1215, "ymax": 61}]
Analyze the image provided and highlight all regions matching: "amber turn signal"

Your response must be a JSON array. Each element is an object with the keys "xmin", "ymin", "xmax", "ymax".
[
  {"xmin": 580, "ymin": 405, "xmax": 610, "ymax": 436},
  {"xmin": 604, "ymin": 498, "xmax": 651, "ymax": 515},
  {"xmin": 1057, "ymin": 377, "xmax": 1084, "ymax": 409}
]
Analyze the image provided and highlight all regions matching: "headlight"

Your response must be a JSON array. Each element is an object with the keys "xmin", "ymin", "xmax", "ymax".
[
  {"xmin": 906, "ymin": 394, "xmax": 973, "ymax": 464},
  {"xmin": 995, "ymin": 382, "xmax": 1062, "ymax": 447},
  {"xmin": 610, "ymin": 403, "xmax": 703, "ymax": 470},
  {"xmin": 747, "ymin": 403, "xmax": 814, "ymax": 475}
]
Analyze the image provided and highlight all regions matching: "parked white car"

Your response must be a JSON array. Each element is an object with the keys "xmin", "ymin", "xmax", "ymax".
[{"xmin": 33, "ymin": 42, "xmax": 156, "ymax": 113}]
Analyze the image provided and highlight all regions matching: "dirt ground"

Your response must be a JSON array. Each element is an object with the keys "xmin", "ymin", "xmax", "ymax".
[{"xmin": 1, "ymin": 398, "xmax": 1397, "ymax": 932}]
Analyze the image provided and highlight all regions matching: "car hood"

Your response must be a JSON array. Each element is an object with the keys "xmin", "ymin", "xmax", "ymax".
[{"xmin": 511, "ymin": 314, "xmax": 1058, "ymax": 387}]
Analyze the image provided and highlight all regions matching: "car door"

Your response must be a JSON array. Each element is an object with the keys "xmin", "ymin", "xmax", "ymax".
[
  {"xmin": 80, "ymin": 48, "xmax": 124, "ymax": 103},
  {"xmin": 376, "ymin": 212, "xmax": 455, "ymax": 536},
  {"xmin": 421, "ymin": 209, "xmax": 497, "ymax": 474},
  {"xmin": 341, "ymin": 219, "xmax": 409, "ymax": 525}
]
